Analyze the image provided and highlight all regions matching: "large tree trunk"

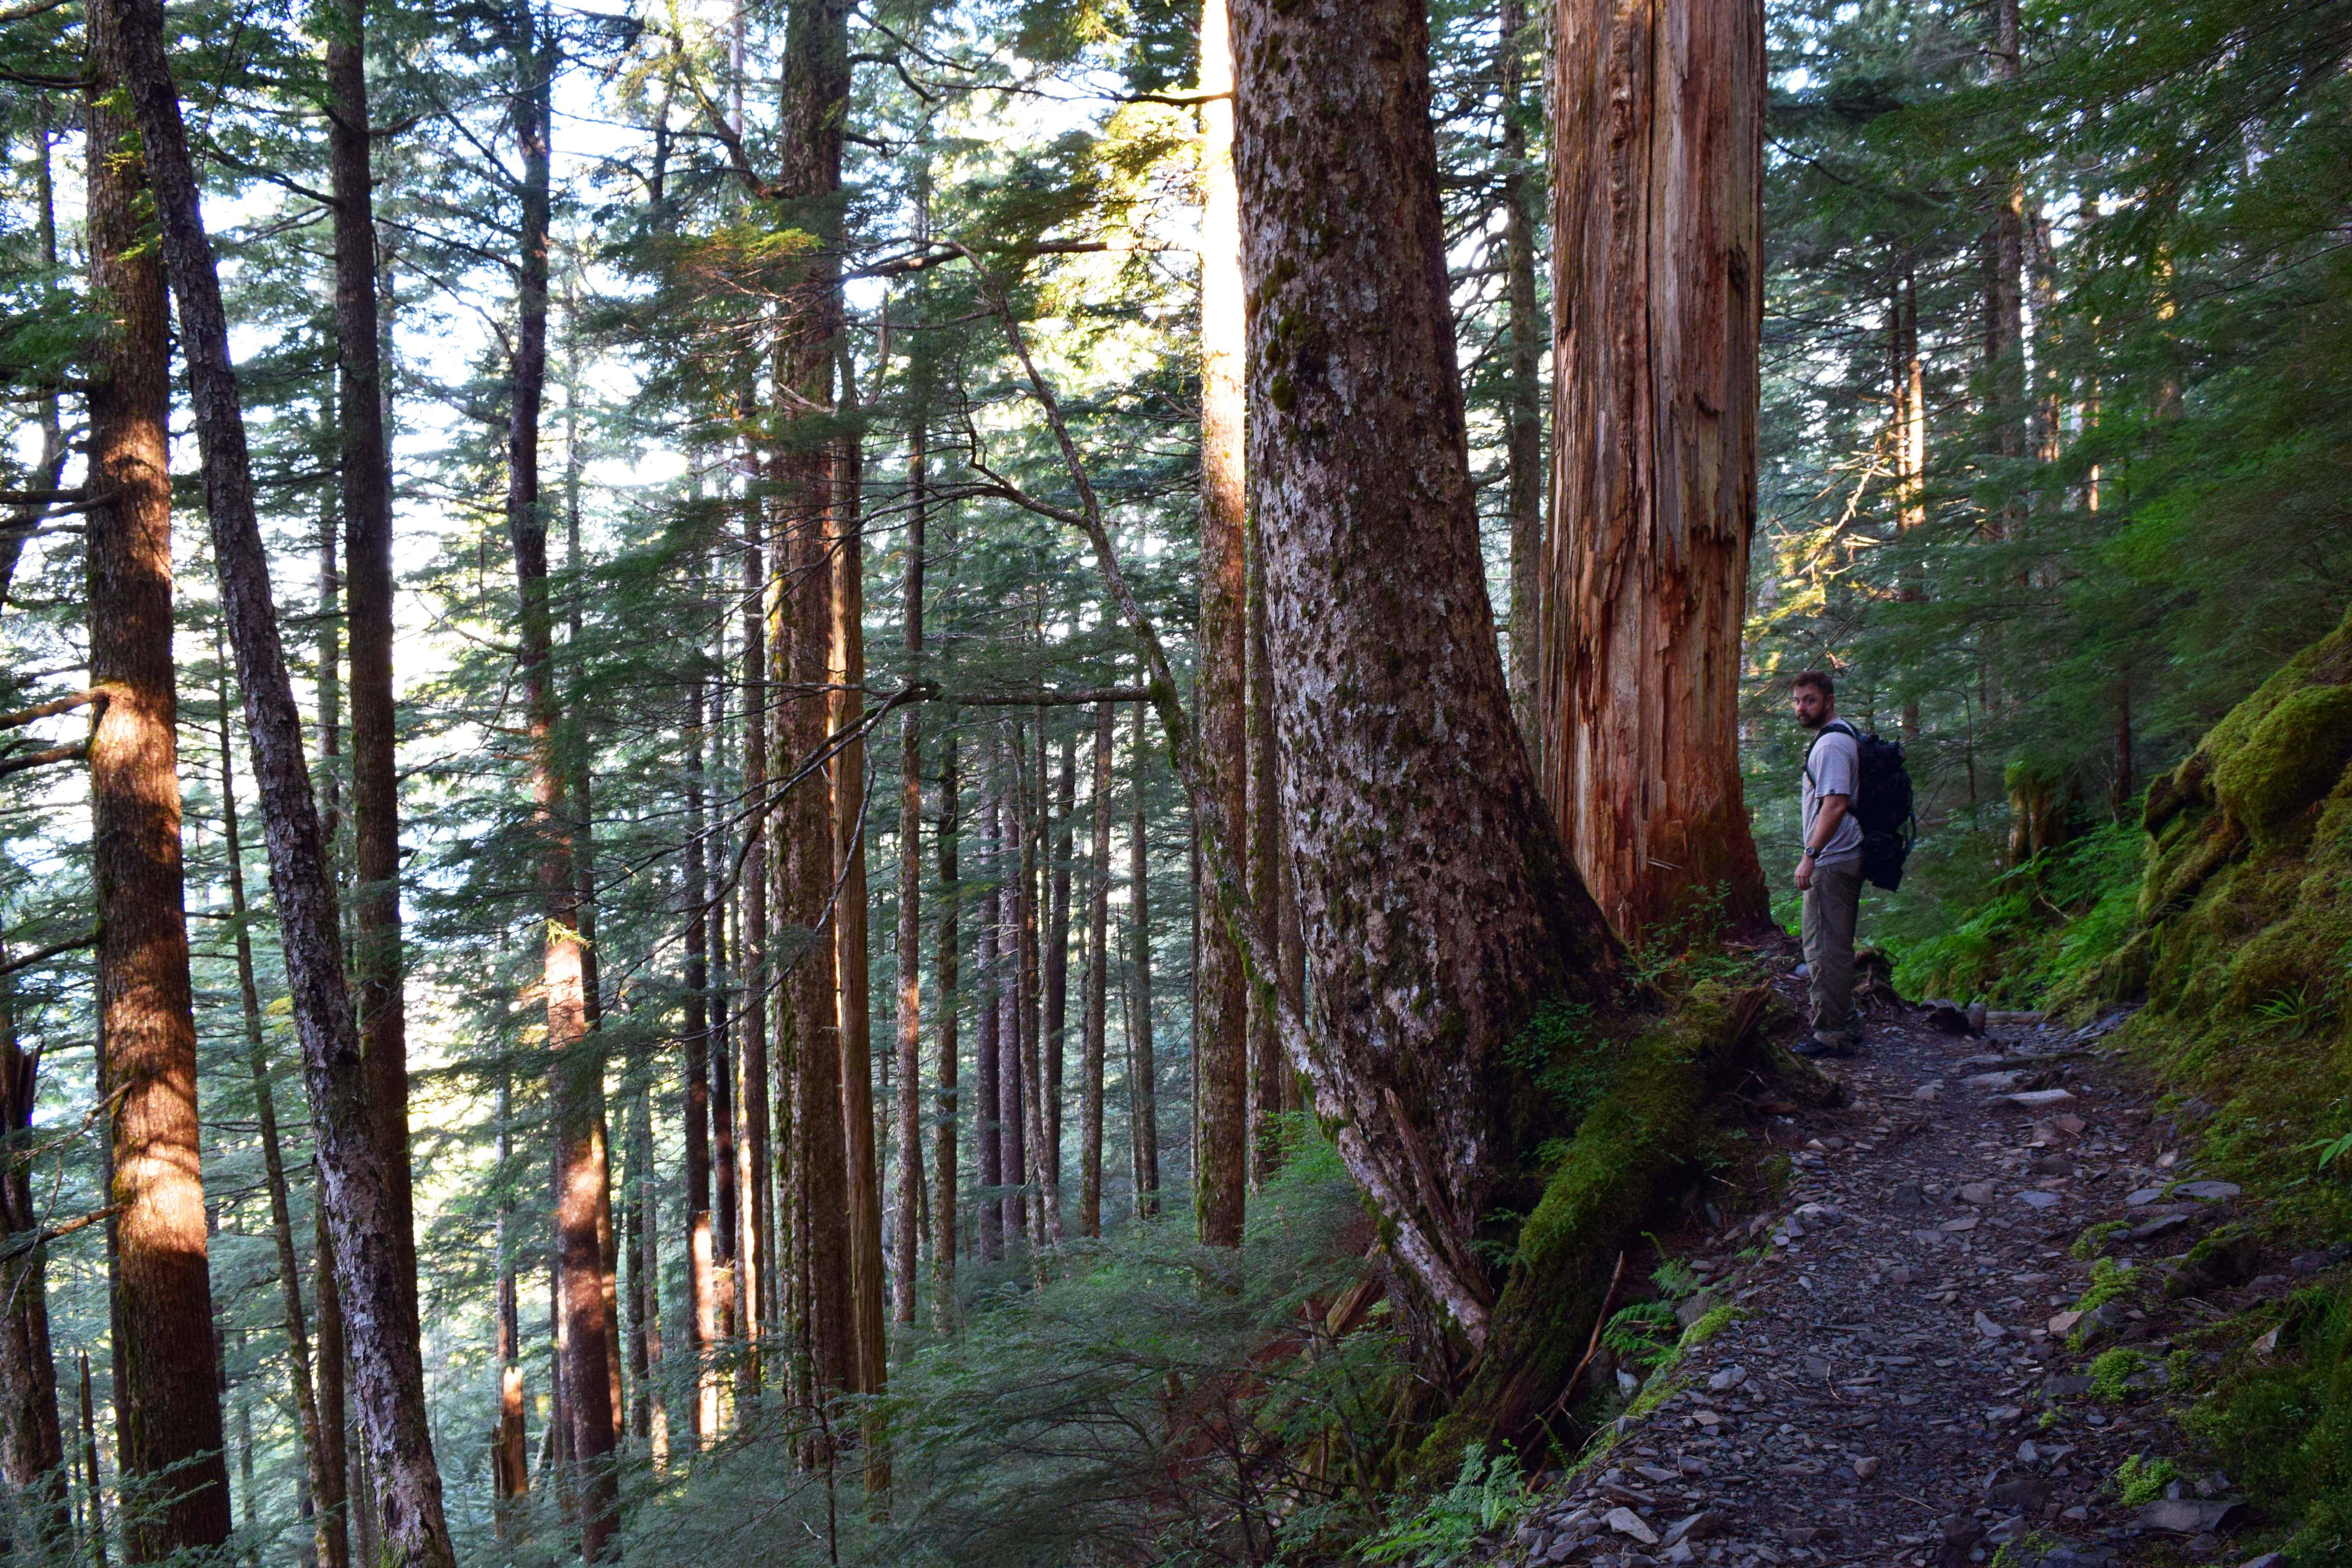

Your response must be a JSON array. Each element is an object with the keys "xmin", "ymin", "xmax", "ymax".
[
  {"xmin": 0, "ymin": 958, "xmax": 66, "ymax": 1550},
  {"xmin": 84, "ymin": 6, "xmax": 232, "ymax": 1548},
  {"xmin": 1499, "ymin": 0, "xmax": 1545, "ymax": 726},
  {"xmin": 1080, "ymin": 705, "xmax": 1113, "ymax": 1236},
  {"xmin": 1537, "ymin": 0, "xmax": 1769, "ymax": 945},
  {"xmin": 1192, "ymin": 0, "xmax": 1250, "ymax": 1252},
  {"xmin": 328, "ymin": 0, "xmax": 415, "ymax": 1343},
  {"xmin": 892, "ymin": 404, "xmax": 927, "ymax": 1327},
  {"xmin": 1229, "ymin": 0, "xmax": 1625, "ymax": 1345},
  {"xmin": 103, "ymin": 0, "xmax": 457, "ymax": 1547},
  {"xmin": 1125, "ymin": 703, "xmax": 1160, "ymax": 1221},
  {"xmin": 1244, "ymin": 524, "xmax": 1282, "ymax": 1187},
  {"xmin": 216, "ymin": 691, "xmax": 338, "ymax": 1568},
  {"xmin": 930, "ymin": 734, "xmax": 960, "ymax": 1328},
  {"xmin": 503, "ymin": 5, "xmax": 616, "ymax": 1552}
]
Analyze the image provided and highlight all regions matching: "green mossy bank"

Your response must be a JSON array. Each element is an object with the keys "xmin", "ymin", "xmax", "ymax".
[{"xmin": 2053, "ymin": 609, "xmax": 2352, "ymax": 1564}]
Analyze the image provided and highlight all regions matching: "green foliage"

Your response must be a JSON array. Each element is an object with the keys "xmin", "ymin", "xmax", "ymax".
[
  {"xmin": 1359, "ymin": 1444, "xmax": 1532, "ymax": 1567},
  {"xmin": 2089, "ymin": 1348, "xmax": 2149, "ymax": 1401},
  {"xmin": 1599, "ymin": 1301, "xmax": 1683, "ymax": 1372},
  {"xmin": 1890, "ymin": 820, "xmax": 2144, "ymax": 1005},
  {"xmin": 2073, "ymin": 1221, "xmax": 2132, "ymax": 1261},
  {"xmin": 2111, "ymin": 1452, "xmax": 2182, "ymax": 1508},
  {"xmin": 2190, "ymin": 1287, "xmax": 2352, "ymax": 1564}
]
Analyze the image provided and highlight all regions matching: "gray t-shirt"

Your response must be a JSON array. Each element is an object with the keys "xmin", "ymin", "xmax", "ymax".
[{"xmin": 1802, "ymin": 723, "xmax": 1865, "ymax": 865}]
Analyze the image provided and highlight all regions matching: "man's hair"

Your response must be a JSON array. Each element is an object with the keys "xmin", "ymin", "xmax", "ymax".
[{"xmin": 1791, "ymin": 669, "xmax": 1835, "ymax": 701}]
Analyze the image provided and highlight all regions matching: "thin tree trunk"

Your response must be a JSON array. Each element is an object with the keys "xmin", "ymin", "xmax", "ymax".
[
  {"xmin": 1192, "ymin": 0, "xmax": 1250, "ymax": 1252},
  {"xmin": 493, "ymin": 1074, "xmax": 526, "ymax": 1538},
  {"xmin": 0, "ymin": 953, "xmax": 66, "ymax": 1549},
  {"xmin": 1126, "ymin": 703, "xmax": 1159, "ymax": 1220},
  {"xmin": 1012, "ymin": 734, "xmax": 1063, "ymax": 1250},
  {"xmin": 998, "ymin": 757, "xmax": 1027, "ymax": 1248},
  {"xmin": 1080, "ymin": 704, "xmax": 1112, "ymax": 1237},
  {"xmin": 1539, "ymin": 0, "xmax": 1769, "ymax": 944},
  {"xmin": 1988, "ymin": 0, "xmax": 2027, "ymax": 520},
  {"xmin": 216, "ymin": 684, "xmax": 339, "ymax": 1568},
  {"xmin": 0, "ymin": 105, "xmax": 64, "ymax": 610},
  {"xmin": 500, "ymin": 3, "xmax": 615, "ymax": 1550},
  {"xmin": 974, "ymin": 779, "xmax": 1002, "ymax": 1262},
  {"xmin": 1893, "ymin": 267, "xmax": 1926, "ymax": 745},
  {"xmin": 78, "ymin": 1354, "xmax": 105, "ymax": 1568},
  {"xmin": 1043, "ymin": 728, "xmax": 1075, "ymax": 1190},
  {"xmin": 892, "ymin": 401, "xmax": 927, "ymax": 1326},
  {"xmin": 1229, "ymin": 0, "xmax": 1626, "ymax": 1343},
  {"xmin": 1498, "ymin": 0, "xmax": 1544, "ymax": 725},
  {"xmin": 85, "ymin": 4, "xmax": 231, "ymax": 1546},
  {"xmin": 311, "ymin": 1208, "xmax": 350, "ymax": 1564},
  {"xmin": 682, "ymin": 630, "xmax": 718, "ymax": 1443},
  {"xmin": 930, "ymin": 734, "xmax": 960, "ymax": 1328},
  {"xmin": 103, "ymin": 0, "xmax": 462, "ymax": 1552},
  {"xmin": 328, "ymin": 0, "xmax": 415, "ymax": 1348},
  {"xmin": 830, "ymin": 392, "xmax": 887, "ymax": 1407},
  {"xmin": 739, "ymin": 461, "xmax": 770, "ymax": 1385}
]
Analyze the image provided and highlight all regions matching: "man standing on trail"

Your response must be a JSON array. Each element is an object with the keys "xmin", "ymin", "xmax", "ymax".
[{"xmin": 1791, "ymin": 670, "xmax": 1864, "ymax": 1057}]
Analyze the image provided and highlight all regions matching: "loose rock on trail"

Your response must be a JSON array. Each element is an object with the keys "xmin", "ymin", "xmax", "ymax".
[{"xmin": 1488, "ymin": 956, "xmax": 2316, "ymax": 1568}]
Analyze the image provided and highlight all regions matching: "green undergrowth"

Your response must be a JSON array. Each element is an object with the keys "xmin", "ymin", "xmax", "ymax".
[
  {"xmin": 1919, "ymin": 609, "xmax": 2352, "ymax": 1564},
  {"xmin": 608, "ymin": 1131, "xmax": 1397, "ymax": 1567}
]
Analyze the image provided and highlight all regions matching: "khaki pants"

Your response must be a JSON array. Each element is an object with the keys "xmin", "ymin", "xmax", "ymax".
[{"xmin": 1802, "ymin": 857, "xmax": 1864, "ymax": 1044}]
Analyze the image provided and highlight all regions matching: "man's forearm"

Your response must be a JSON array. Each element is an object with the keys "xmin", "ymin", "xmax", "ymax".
[{"xmin": 1805, "ymin": 797, "xmax": 1850, "ymax": 855}]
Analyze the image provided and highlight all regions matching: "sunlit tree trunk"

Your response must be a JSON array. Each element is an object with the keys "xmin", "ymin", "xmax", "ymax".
[
  {"xmin": 738, "ymin": 461, "xmax": 771, "ymax": 1388},
  {"xmin": 1539, "ymin": 0, "xmax": 1769, "ymax": 945},
  {"xmin": 1192, "ymin": 0, "xmax": 1250, "ymax": 1251},
  {"xmin": 85, "ymin": 4, "xmax": 231, "ymax": 1546},
  {"xmin": 681, "ymin": 630, "xmax": 719, "ymax": 1442},
  {"xmin": 492, "ymin": 1076, "xmax": 525, "ymax": 1538},
  {"xmin": 1892, "ymin": 267, "xmax": 1926, "ymax": 744}
]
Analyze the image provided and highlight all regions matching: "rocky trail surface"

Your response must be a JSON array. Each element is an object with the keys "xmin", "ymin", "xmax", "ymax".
[{"xmin": 1492, "ymin": 958, "xmax": 2341, "ymax": 1568}]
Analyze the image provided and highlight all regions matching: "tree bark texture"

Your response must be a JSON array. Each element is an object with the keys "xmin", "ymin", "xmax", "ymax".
[
  {"xmin": 1537, "ymin": 0, "xmax": 1769, "ymax": 946},
  {"xmin": 1192, "ymin": 0, "xmax": 1250, "ymax": 1252},
  {"xmin": 1044, "ymin": 727, "xmax": 1075, "ymax": 1189},
  {"xmin": 1080, "ymin": 705, "xmax": 1113, "ymax": 1236},
  {"xmin": 737, "ymin": 464, "xmax": 770, "ymax": 1372},
  {"xmin": 1229, "ymin": 0, "xmax": 1625, "ymax": 1345},
  {"xmin": 84, "ymin": 8, "xmax": 232, "ymax": 1546},
  {"xmin": 328, "ymin": 0, "xmax": 416, "ymax": 1341},
  {"xmin": 1244, "ymin": 518, "xmax": 1282, "ymax": 1187}
]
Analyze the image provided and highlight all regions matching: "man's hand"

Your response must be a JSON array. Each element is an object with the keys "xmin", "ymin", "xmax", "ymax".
[{"xmin": 1794, "ymin": 853, "xmax": 1814, "ymax": 891}]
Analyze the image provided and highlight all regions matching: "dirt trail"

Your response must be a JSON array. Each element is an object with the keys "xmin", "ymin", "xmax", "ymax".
[{"xmin": 1495, "ymin": 959, "xmax": 2318, "ymax": 1568}]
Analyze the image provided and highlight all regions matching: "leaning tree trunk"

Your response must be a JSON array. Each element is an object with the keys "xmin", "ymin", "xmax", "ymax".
[
  {"xmin": 1192, "ymin": 0, "xmax": 1251, "ymax": 1252},
  {"xmin": 1498, "ymin": 0, "xmax": 1545, "ymax": 726},
  {"xmin": 1537, "ymin": 0, "xmax": 1769, "ymax": 946},
  {"xmin": 85, "ymin": 5, "xmax": 232, "ymax": 1548},
  {"xmin": 1228, "ymin": 0, "xmax": 1625, "ymax": 1347},
  {"xmin": 102, "ymin": 0, "xmax": 457, "ymax": 1556}
]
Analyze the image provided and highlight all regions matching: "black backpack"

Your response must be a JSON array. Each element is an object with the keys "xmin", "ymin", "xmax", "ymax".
[{"xmin": 1807, "ymin": 719, "xmax": 1916, "ymax": 892}]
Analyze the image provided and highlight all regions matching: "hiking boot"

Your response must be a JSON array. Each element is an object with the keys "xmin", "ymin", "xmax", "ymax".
[{"xmin": 1797, "ymin": 1032, "xmax": 1861, "ymax": 1059}]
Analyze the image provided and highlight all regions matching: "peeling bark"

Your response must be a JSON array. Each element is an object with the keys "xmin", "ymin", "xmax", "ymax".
[{"xmin": 1539, "ymin": 0, "xmax": 1769, "ymax": 944}]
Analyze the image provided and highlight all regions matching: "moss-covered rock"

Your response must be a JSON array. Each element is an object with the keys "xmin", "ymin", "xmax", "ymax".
[{"xmin": 2213, "ymin": 683, "xmax": 2352, "ymax": 849}]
